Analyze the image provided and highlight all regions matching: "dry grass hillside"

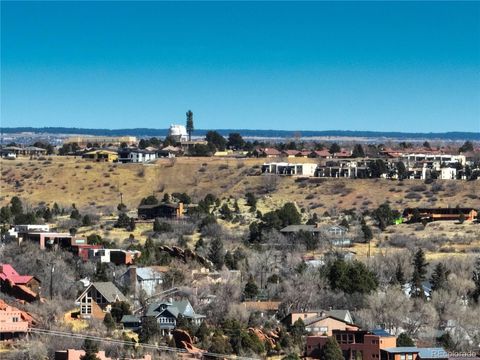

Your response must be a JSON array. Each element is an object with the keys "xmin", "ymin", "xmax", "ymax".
[{"xmin": 1, "ymin": 156, "xmax": 479, "ymax": 216}]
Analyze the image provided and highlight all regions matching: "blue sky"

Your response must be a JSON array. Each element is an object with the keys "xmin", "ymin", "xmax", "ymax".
[{"xmin": 1, "ymin": 1, "xmax": 479, "ymax": 132}]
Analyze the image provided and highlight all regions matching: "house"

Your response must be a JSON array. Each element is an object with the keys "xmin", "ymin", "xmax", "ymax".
[
  {"xmin": 0, "ymin": 264, "xmax": 41, "ymax": 302},
  {"xmin": 120, "ymin": 314, "xmax": 142, "ymax": 331},
  {"xmin": 283, "ymin": 309, "xmax": 353, "ymax": 326},
  {"xmin": 0, "ymin": 299, "xmax": 32, "ymax": 340},
  {"xmin": 87, "ymin": 249, "xmax": 141, "ymax": 265},
  {"xmin": 306, "ymin": 329, "xmax": 397, "ymax": 360},
  {"xmin": 381, "ymin": 347, "xmax": 448, "ymax": 360},
  {"xmin": 261, "ymin": 162, "xmax": 318, "ymax": 177},
  {"xmin": 76, "ymin": 244, "xmax": 103, "ymax": 262},
  {"xmin": 118, "ymin": 148, "xmax": 157, "ymax": 163},
  {"xmin": 0, "ymin": 148, "xmax": 17, "ymax": 159},
  {"xmin": 158, "ymin": 145, "xmax": 182, "ymax": 158},
  {"xmin": 75, "ymin": 282, "xmax": 128, "ymax": 319},
  {"xmin": 309, "ymin": 149, "xmax": 332, "ymax": 158},
  {"xmin": 281, "ymin": 150, "xmax": 301, "ymax": 157},
  {"xmin": 304, "ymin": 314, "xmax": 360, "ymax": 336},
  {"xmin": 403, "ymin": 281, "xmax": 432, "ymax": 299},
  {"xmin": 82, "ymin": 150, "xmax": 118, "ymax": 162},
  {"xmin": 137, "ymin": 202, "xmax": 185, "ymax": 220},
  {"xmin": 280, "ymin": 224, "xmax": 351, "ymax": 247},
  {"xmin": 54, "ymin": 349, "xmax": 151, "ymax": 360},
  {"xmin": 402, "ymin": 208, "xmax": 478, "ymax": 223},
  {"xmin": 254, "ymin": 148, "xmax": 281, "ymax": 158},
  {"xmin": 145, "ymin": 299, "xmax": 205, "ymax": 335},
  {"xmin": 64, "ymin": 136, "xmax": 137, "ymax": 147},
  {"xmin": 0, "ymin": 146, "xmax": 46, "ymax": 157},
  {"xmin": 118, "ymin": 266, "xmax": 164, "ymax": 297}
]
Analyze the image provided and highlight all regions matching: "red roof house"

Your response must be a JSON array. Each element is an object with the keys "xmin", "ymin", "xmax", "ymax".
[{"xmin": 0, "ymin": 264, "xmax": 41, "ymax": 303}]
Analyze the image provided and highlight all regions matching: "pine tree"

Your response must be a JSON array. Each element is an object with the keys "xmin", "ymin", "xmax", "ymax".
[
  {"xmin": 410, "ymin": 248, "xmax": 429, "ymax": 299},
  {"xmin": 103, "ymin": 312, "xmax": 115, "ymax": 331},
  {"xmin": 394, "ymin": 263, "xmax": 405, "ymax": 285},
  {"xmin": 208, "ymin": 237, "xmax": 225, "ymax": 270},
  {"xmin": 243, "ymin": 275, "xmax": 259, "ymax": 299},
  {"xmin": 321, "ymin": 337, "xmax": 344, "ymax": 360},
  {"xmin": 397, "ymin": 333, "xmax": 415, "ymax": 346},
  {"xmin": 431, "ymin": 263, "xmax": 449, "ymax": 292},
  {"xmin": 186, "ymin": 110, "xmax": 194, "ymax": 141},
  {"xmin": 471, "ymin": 257, "xmax": 480, "ymax": 303},
  {"xmin": 80, "ymin": 339, "xmax": 100, "ymax": 360}
]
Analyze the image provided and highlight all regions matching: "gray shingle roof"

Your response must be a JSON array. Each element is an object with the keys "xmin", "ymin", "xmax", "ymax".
[
  {"xmin": 146, "ymin": 299, "xmax": 204, "ymax": 320},
  {"xmin": 120, "ymin": 315, "xmax": 140, "ymax": 323},
  {"xmin": 92, "ymin": 282, "xmax": 127, "ymax": 303}
]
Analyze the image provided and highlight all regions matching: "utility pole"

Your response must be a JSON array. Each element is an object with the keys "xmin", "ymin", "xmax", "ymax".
[{"xmin": 50, "ymin": 264, "xmax": 55, "ymax": 300}]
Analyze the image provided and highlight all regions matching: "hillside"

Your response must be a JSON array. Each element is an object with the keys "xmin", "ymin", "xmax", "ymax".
[{"xmin": 1, "ymin": 156, "xmax": 478, "ymax": 214}]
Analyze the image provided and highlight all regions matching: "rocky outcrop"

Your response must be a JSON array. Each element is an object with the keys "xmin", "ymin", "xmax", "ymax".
[
  {"xmin": 172, "ymin": 329, "xmax": 206, "ymax": 355},
  {"xmin": 158, "ymin": 245, "xmax": 214, "ymax": 269}
]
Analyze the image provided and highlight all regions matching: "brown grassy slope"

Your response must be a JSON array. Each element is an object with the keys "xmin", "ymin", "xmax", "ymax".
[{"xmin": 1, "ymin": 157, "xmax": 479, "ymax": 216}]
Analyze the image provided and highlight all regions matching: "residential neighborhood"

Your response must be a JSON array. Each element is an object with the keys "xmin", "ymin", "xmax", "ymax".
[{"xmin": 2, "ymin": 1, "xmax": 480, "ymax": 359}]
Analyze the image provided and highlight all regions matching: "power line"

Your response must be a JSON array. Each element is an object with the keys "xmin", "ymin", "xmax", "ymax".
[{"xmin": 29, "ymin": 327, "xmax": 258, "ymax": 360}]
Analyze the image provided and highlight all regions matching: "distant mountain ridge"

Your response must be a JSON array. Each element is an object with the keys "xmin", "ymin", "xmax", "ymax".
[{"xmin": 1, "ymin": 127, "xmax": 479, "ymax": 140}]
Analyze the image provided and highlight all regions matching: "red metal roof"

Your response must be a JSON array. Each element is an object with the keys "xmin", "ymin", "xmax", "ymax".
[{"xmin": 0, "ymin": 264, "xmax": 33, "ymax": 285}]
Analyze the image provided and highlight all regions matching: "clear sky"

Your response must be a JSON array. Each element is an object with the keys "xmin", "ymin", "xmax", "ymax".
[{"xmin": 1, "ymin": 1, "xmax": 479, "ymax": 132}]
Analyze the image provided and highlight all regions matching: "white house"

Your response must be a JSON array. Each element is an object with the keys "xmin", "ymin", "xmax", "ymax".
[
  {"xmin": 118, "ymin": 149, "xmax": 157, "ymax": 163},
  {"xmin": 261, "ymin": 162, "xmax": 318, "ymax": 177}
]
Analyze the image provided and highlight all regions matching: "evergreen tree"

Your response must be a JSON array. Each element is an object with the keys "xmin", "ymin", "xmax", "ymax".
[
  {"xmin": 245, "ymin": 192, "xmax": 257, "ymax": 210},
  {"xmin": 459, "ymin": 141, "xmax": 473, "ymax": 153},
  {"xmin": 10, "ymin": 196, "xmax": 23, "ymax": 216},
  {"xmin": 70, "ymin": 208, "xmax": 81, "ymax": 220},
  {"xmin": 115, "ymin": 212, "xmax": 130, "ymax": 228},
  {"xmin": 206, "ymin": 131, "xmax": 227, "ymax": 151},
  {"xmin": 329, "ymin": 143, "xmax": 341, "ymax": 155},
  {"xmin": 153, "ymin": 219, "xmax": 172, "ymax": 232},
  {"xmin": 0, "ymin": 206, "xmax": 12, "ymax": 224},
  {"xmin": 186, "ymin": 110, "xmax": 194, "ymax": 141},
  {"xmin": 431, "ymin": 262, "xmax": 450, "ymax": 292},
  {"xmin": 139, "ymin": 317, "xmax": 160, "ymax": 344},
  {"xmin": 361, "ymin": 223, "xmax": 373, "ymax": 243},
  {"xmin": 227, "ymin": 133, "xmax": 245, "ymax": 150},
  {"xmin": 208, "ymin": 237, "xmax": 225, "ymax": 270},
  {"xmin": 110, "ymin": 301, "xmax": 131, "ymax": 322},
  {"xmin": 352, "ymin": 144, "xmax": 365, "ymax": 158},
  {"xmin": 80, "ymin": 339, "xmax": 100, "ymax": 360},
  {"xmin": 82, "ymin": 214, "xmax": 92, "ymax": 226},
  {"xmin": 320, "ymin": 337, "xmax": 343, "ymax": 360},
  {"xmin": 394, "ymin": 263, "xmax": 406, "ymax": 285},
  {"xmin": 396, "ymin": 161, "xmax": 408, "ymax": 180},
  {"xmin": 52, "ymin": 202, "xmax": 60, "ymax": 215},
  {"xmin": 410, "ymin": 249, "xmax": 429, "ymax": 299},
  {"xmin": 244, "ymin": 275, "xmax": 259, "ymax": 299},
  {"xmin": 471, "ymin": 257, "xmax": 480, "ymax": 303},
  {"xmin": 397, "ymin": 333, "xmax": 415, "ymax": 346},
  {"xmin": 220, "ymin": 203, "xmax": 233, "ymax": 221},
  {"xmin": 103, "ymin": 312, "xmax": 116, "ymax": 331}
]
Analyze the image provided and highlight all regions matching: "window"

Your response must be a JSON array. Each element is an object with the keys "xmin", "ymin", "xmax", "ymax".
[
  {"xmin": 12, "ymin": 317, "xmax": 18, "ymax": 322},
  {"xmin": 400, "ymin": 355, "xmax": 406, "ymax": 360},
  {"xmin": 407, "ymin": 355, "xmax": 413, "ymax": 360}
]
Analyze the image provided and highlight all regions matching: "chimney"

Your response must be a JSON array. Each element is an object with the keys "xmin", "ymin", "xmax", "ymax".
[{"xmin": 129, "ymin": 266, "xmax": 137, "ymax": 295}]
